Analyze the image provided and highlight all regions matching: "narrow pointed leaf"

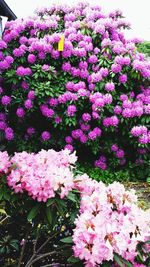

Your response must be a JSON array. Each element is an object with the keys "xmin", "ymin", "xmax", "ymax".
[{"xmin": 60, "ymin": 236, "xmax": 73, "ymax": 244}]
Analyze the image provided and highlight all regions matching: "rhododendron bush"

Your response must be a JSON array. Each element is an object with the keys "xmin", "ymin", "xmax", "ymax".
[
  {"xmin": 0, "ymin": 2, "xmax": 149, "ymax": 173},
  {"xmin": 0, "ymin": 2, "xmax": 150, "ymax": 265},
  {"xmin": 0, "ymin": 150, "xmax": 150, "ymax": 266}
]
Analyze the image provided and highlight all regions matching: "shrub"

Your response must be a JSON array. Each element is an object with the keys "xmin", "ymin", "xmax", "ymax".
[
  {"xmin": 0, "ymin": 150, "xmax": 150, "ymax": 266},
  {"xmin": 0, "ymin": 2, "xmax": 149, "ymax": 174},
  {"xmin": 137, "ymin": 41, "xmax": 150, "ymax": 57},
  {"xmin": 77, "ymin": 160, "xmax": 150, "ymax": 183}
]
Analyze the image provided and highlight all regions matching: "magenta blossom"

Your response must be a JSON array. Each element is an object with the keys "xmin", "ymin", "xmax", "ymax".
[
  {"xmin": 41, "ymin": 131, "xmax": 51, "ymax": 141},
  {"xmin": 16, "ymin": 108, "xmax": 25, "ymax": 118},
  {"xmin": 1, "ymin": 95, "xmax": 11, "ymax": 106}
]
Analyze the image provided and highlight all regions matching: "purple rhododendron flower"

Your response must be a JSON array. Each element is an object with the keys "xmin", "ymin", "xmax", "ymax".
[
  {"xmin": 105, "ymin": 82, "xmax": 115, "ymax": 92},
  {"xmin": 16, "ymin": 66, "xmax": 32, "ymax": 76},
  {"xmin": 5, "ymin": 127, "xmax": 14, "ymax": 140},
  {"xmin": 16, "ymin": 108, "xmax": 25, "ymax": 118},
  {"xmin": 64, "ymin": 144, "xmax": 74, "ymax": 152},
  {"xmin": 41, "ymin": 131, "xmax": 51, "ymax": 141},
  {"xmin": 65, "ymin": 136, "xmax": 73, "ymax": 144},
  {"xmin": 116, "ymin": 149, "xmax": 125, "ymax": 158},
  {"xmin": 1, "ymin": 95, "xmax": 11, "ymax": 106},
  {"xmin": 119, "ymin": 74, "xmax": 128, "ymax": 84},
  {"xmin": 27, "ymin": 127, "xmax": 35, "ymax": 135},
  {"xmin": 67, "ymin": 105, "xmax": 77, "ymax": 116},
  {"xmin": 42, "ymin": 64, "xmax": 50, "ymax": 71},
  {"xmin": 111, "ymin": 144, "xmax": 118, "ymax": 152},
  {"xmin": 24, "ymin": 99, "xmax": 33, "ymax": 109},
  {"xmin": 27, "ymin": 54, "xmax": 36, "ymax": 64},
  {"xmin": 0, "ymin": 121, "xmax": 6, "ymax": 130},
  {"xmin": 111, "ymin": 64, "xmax": 122, "ymax": 73},
  {"xmin": 28, "ymin": 91, "xmax": 35, "ymax": 100},
  {"xmin": 21, "ymin": 81, "xmax": 29, "ymax": 90},
  {"xmin": 82, "ymin": 113, "xmax": 91, "ymax": 122}
]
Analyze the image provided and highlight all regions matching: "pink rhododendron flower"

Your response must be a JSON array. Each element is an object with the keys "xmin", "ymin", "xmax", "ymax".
[
  {"xmin": 7, "ymin": 149, "xmax": 77, "ymax": 200},
  {"xmin": 73, "ymin": 179, "xmax": 150, "ymax": 266}
]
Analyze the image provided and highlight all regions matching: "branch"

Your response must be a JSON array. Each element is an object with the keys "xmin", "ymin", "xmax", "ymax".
[
  {"xmin": 36, "ymin": 232, "xmax": 59, "ymax": 254},
  {"xmin": 25, "ymin": 231, "xmax": 61, "ymax": 267},
  {"xmin": 25, "ymin": 251, "xmax": 56, "ymax": 267},
  {"xmin": 18, "ymin": 228, "xmax": 30, "ymax": 267},
  {"xmin": 0, "ymin": 215, "xmax": 10, "ymax": 224},
  {"xmin": 33, "ymin": 227, "xmax": 40, "ymax": 254},
  {"xmin": 41, "ymin": 264, "xmax": 72, "ymax": 267},
  {"xmin": 25, "ymin": 244, "xmax": 70, "ymax": 267}
]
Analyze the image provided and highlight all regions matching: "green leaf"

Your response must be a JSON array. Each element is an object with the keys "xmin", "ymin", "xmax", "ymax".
[
  {"xmin": 102, "ymin": 262, "xmax": 112, "ymax": 267},
  {"xmin": 114, "ymin": 253, "xmax": 133, "ymax": 267},
  {"xmin": 45, "ymin": 206, "xmax": 52, "ymax": 225},
  {"xmin": 27, "ymin": 204, "xmax": 40, "ymax": 221},
  {"xmin": 0, "ymin": 246, "xmax": 6, "ymax": 254},
  {"xmin": 48, "ymin": 74, "xmax": 52, "ymax": 79},
  {"xmin": 10, "ymin": 241, "xmax": 19, "ymax": 251},
  {"xmin": 67, "ymin": 255, "xmax": 80, "ymax": 263},
  {"xmin": 60, "ymin": 236, "xmax": 73, "ymax": 244},
  {"xmin": 56, "ymin": 198, "xmax": 67, "ymax": 208},
  {"xmin": 46, "ymin": 198, "xmax": 55, "ymax": 207},
  {"xmin": 55, "ymin": 198, "xmax": 67, "ymax": 216},
  {"xmin": 70, "ymin": 210, "xmax": 79, "ymax": 224},
  {"xmin": 114, "ymin": 254, "xmax": 124, "ymax": 267},
  {"xmin": 0, "ymin": 208, "xmax": 6, "ymax": 215},
  {"xmin": 67, "ymin": 192, "xmax": 77, "ymax": 203},
  {"xmin": 56, "ymin": 202, "xmax": 65, "ymax": 216},
  {"xmin": 136, "ymin": 253, "xmax": 144, "ymax": 263},
  {"xmin": 3, "ymin": 192, "xmax": 10, "ymax": 201},
  {"xmin": 147, "ymin": 177, "xmax": 150, "ymax": 184}
]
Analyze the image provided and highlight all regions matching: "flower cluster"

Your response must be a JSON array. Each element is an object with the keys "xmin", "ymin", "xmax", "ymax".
[
  {"xmin": 95, "ymin": 155, "xmax": 107, "ymax": 170},
  {"xmin": 0, "ymin": 149, "xmax": 150, "ymax": 265},
  {"xmin": 111, "ymin": 144, "xmax": 126, "ymax": 165},
  {"xmin": 73, "ymin": 177, "xmax": 150, "ymax": 266},
  {"xmin": 6, "ymin": 149, "xmax": 77, "ymax": 201},
  {"xmin": 0, "ymin": 2, "xmax": 149, "ymax": 171},
  {"xmin": 131, "ymin": 126, "xmax": 150, "ymax": 144},
  {"xmin": 0, "ymin": 151, "xmax": 11, "ymax": 173}
]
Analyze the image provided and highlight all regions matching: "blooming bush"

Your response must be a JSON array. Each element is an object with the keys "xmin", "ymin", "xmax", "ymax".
[
  {"xmin": 73, "ymin": 177, "xmax": 150, "ymax": 266},
  {"xmin": 0, "ymin": 3, "xmax": 150, "ymax": 172},
  {"xmin": 0, "ymin": 150, "xmax": 150, "ymax": 266}
]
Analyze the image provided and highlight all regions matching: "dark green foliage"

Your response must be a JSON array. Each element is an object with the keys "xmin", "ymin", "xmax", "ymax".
[{"xmin": 76, "ymin": 160, "xmax": 150, "ymax": 183}]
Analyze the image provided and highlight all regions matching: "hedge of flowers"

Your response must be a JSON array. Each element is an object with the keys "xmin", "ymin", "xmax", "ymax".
[
  {"xmin": 0, "ymin": 2, "xmax": 150, "ymax": 170},
  {"xmin": 0, "ymin": 149, "xmax": 150, "ymax": 266}
]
